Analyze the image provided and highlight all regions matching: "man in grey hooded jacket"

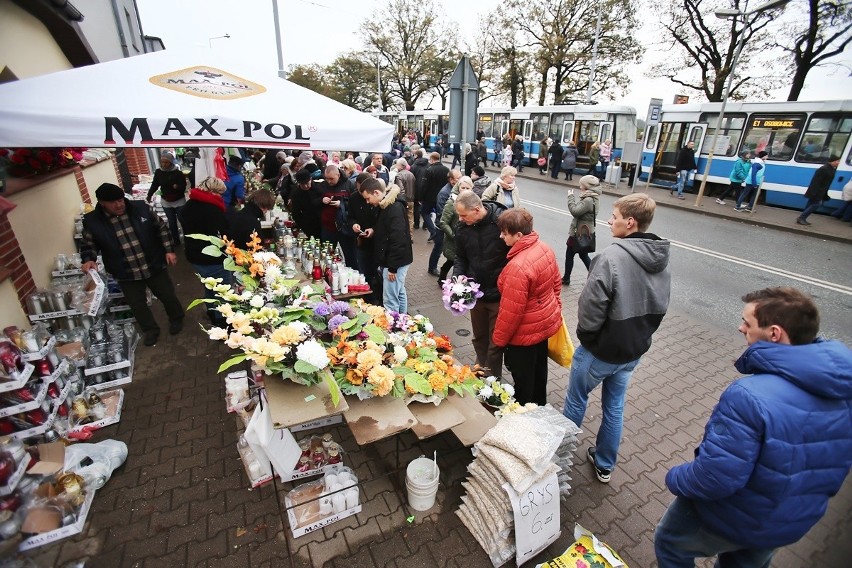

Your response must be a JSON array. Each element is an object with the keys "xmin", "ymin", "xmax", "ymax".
[{"xmin": 563, "ymin": 193, "xmax": 671, "ymax": 483}]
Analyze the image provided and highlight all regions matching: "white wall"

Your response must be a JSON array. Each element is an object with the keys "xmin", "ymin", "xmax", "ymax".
[{"xmin": 0, "ymin": 1, "xmax": 72, "ymax": 78}]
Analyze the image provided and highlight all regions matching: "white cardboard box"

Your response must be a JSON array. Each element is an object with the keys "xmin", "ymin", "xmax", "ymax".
[
  {"xmin": 286, "ymin": 503, "xmax": 361, "ymax": 538},
  {"xmin": 0, "ymin": 364, "xmax": 35, "ymax": 394},
  {"xmin": 0, "ymin": 381, "xmax": 47, "ymax": 418},
  {"xmin": 68, "ymin": 389, "xmax": 124, "ymax": 433},
  {"xmin": 20, "ymin": 336, "xmax": 57, "ymax": 362},
  {"xmin": 18, "ymin": 489, "xmax": 96, "ymax": 551},
  {"xmin": 289, "ymin": 414, "xmax": 344, "ymax": 433},
  {"xmin": 0, "ymin": 453, "xmax": 31, "ymax": 496}
]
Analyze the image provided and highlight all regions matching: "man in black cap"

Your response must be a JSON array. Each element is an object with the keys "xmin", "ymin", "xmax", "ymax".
[
  {"xmin": 288, "ymin": 168, "xmax": 322, "ymax": 239},
  {"xmin": 797, "ymin": 155, "xmax": 840, "ymax": 226},
  {"xmin": 81, "ymin": 183, "xmax": 184, "ymax": 346}
]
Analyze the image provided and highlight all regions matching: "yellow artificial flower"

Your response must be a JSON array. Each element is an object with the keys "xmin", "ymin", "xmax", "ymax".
[
  {"xmin": 367, "ymin": 365, "xmax": 395, "ymax": 397},
  {"xmin": 356, "ymin": 349, "xmax": 382, "ymax": 372},
  {"xmin": 270, "ymin": 324, "xmax": 304, "ymax": 346}
]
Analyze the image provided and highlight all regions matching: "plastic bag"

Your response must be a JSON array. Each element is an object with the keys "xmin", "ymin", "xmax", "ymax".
[
  {"xmin": 547, "ymin": 318, "xmax": 574, "ymax": 367},
  {"xmin": 535, "ymin": 523, "xmax": 628, "ymax": 568}
]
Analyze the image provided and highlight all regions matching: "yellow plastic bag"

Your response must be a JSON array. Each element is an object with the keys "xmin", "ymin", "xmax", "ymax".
[
  {"xmin": 536, "ymin": 524, "xmax": 628, "ymax": 567},
  {"xmin": 547, "ymin": 317, "xmax": 574, "ymax": 368}
]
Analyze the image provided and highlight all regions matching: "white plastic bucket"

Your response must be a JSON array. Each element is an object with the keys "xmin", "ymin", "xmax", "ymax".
[{"xmin": 406, "ymin": 457, "xmax": 439, "ymax": 511}]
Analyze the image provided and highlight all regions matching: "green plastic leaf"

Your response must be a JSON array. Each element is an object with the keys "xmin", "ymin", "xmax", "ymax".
[
  {"xmin": 201, "ymin": 244, "xmax": 223, "ymax": 258},
  {"xmin": 321, "ymin": 369, "xmax": 341, "ymax": 407},
  {"xmin": 217, "ymin": 354, "xmax": 247, "ymax": 373},
  {"xmin": 338, "ymin": 317, "xmax": 359, "ymax": 331},
  {"xmin": 392, "ymin": 378, "xmax": 405, "ymax": 398},
  {"xmin": 241, "ymin": 277, "xmax": 258, "ymax": 292},
  {"xmin": 223, "ymin": 257, "xmax": 241, "ymax": 272},
  {"xmin": 186, "ymin": 234, "xmax": 225, "ymax": 247},
  {"xmin": 186, "ymin": 298, "xmax": 218, "ymax": 312},
  {"xmin": 404, "ymin": 373, "xmax": 432, "ymax": 396},
  {"xmin": 294, "ymin": 360, "xmax": 319, "ymax": 374},
  {"xmin": 364, "ymin": 324, "xmax": 386, "ymax": 344}
]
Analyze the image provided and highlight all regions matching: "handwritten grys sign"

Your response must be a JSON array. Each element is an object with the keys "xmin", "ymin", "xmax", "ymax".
[{"xmin": 504, "ymin": 472, "xmax": 560, "ymax": 565}]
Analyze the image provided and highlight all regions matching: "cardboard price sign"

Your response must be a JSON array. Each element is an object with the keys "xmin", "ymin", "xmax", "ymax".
[{"xmin": 504, "ymin": 472, "xmax": 560, "ymax": 565}]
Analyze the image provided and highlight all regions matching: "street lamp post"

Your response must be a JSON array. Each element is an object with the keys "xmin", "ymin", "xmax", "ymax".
[
  {"xmin": 208, "ymin": 34, "xmax": 230, "ymax": 48},
  {"xmin": 585, "ymin": 3, "xmax": 603, "ymax": 105},
  {"xmin": 693, "ymin": 0, "xmax": 790, "ymax": 208}
]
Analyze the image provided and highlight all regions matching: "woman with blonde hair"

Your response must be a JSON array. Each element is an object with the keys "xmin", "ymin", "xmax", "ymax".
[
  {"xmin": 563, "ymin": 175, "xmax": 600, "ymax": 286},
  {"xmin": 482, "ymin": 166, "xmax": 521, "ymax": 208},
  {"xmin": 179, "ymin": 176, "xmax": 230, "ymax": 324}
]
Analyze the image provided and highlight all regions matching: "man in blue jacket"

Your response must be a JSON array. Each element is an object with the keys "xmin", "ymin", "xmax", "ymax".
[{"xmin": 655, "ymin": 287, "xmax": 852, "ymax": 567}]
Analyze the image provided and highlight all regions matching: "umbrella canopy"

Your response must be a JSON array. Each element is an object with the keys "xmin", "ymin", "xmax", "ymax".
[{"xmin": 0, "ymin": 48, "xmax": 393, "ymax": 152}]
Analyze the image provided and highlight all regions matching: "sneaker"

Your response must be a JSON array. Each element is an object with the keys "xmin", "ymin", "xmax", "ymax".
[
  {"xmin": 427, "ymin": 268, "xmax": 439, "ymax": 277},
  {"xmin": 677, "ymin": 195, "xmax": 685, "ymax": 200},
  {"xmin": 715, "ymin": 198, "xmax": 726, "ymax": 205},
  {"xmin": 561, "ymin": 279, "xmax": 570, "ymax": 286},
  {"xmin": 587, "ymin": 447, "xmax": 611, "ymax": 483},
  {"xmin": 742, "ymin": 207, "xmax": 752, "ymax": 213},
  {"xmin": 143, "ymin": 331, "xmax": 159, "ymax": 346},
  {"xmin": 796, "ymin": 218, "xmax": 812, "ymax": 226},
  {"xmin": 734, "ymin": 205, "xmax": 743, "ymax": 211},
  {"xmin": 169, "ymin": 319, "xmax": 183, "ymax": 335}
]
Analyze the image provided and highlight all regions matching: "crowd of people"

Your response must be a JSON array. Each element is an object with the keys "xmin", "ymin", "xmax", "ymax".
[{"xmin": 78, "ymin": 136, "xmax": 851, "ymax": 567}]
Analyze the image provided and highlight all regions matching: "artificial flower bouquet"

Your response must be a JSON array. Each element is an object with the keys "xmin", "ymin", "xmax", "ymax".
[
  {"xmin": 441, "ymin": 275, "xmax": 484, "ymax": 315},
  {"xmin": 191, "ymin": 237, "xmax": 484, "ymax": 405},
  {"xmin": 476, "ymin": 376, "xmax": 536, "ymax": 417}
]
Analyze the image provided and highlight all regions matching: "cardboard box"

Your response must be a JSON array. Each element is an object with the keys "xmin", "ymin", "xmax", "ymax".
[
  {"xmin": 0, "ymin": 364, "xmax": 34, "ymax": 394},
  {"xmin": 20, "ymin": 336, "xmax": 57, "ymax": 363},
  {"xmin": 0, "ymin": 453, "xmax": 31, "ymax": 496},
  {"xmin": 289, "ymin": 414, "xmax": 344, "ymax": 433},
  {"xmin": 42, "ymin": 359, "xmax": 70, "ymax": 385},
  {"xmin": 0, "ymin": 381, "xmax": 48, "ymax": 418},
  {"xmin": 27, "ymin": 442, "xmax": 65, "ymax": 476},
  {"xmin": 237, "ymin": 440, "xmax": 273, "ymax": 489},
  {"xmin": 284, "ymin": 482, "xmax": 361, "ymax": 538},
  {"xmin": 18, "ymin": 489, "xmax": 95, "ymax": 551},
  {"xmin": 9, "ymin": 405, "xmax": 57, "ymax": 441},
  {"xmin": 68, "ymin": 389, "xmax": 124, "ymax": 433}
]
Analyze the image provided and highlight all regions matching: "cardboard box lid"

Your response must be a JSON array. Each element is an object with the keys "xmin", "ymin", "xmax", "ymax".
[
  {"xmin": 28, "ymin": 442, "xmax": 65, "ymax": 476},
  {"xmin": 21, "ymin": 506, "xmax": 63, "ymax": 534}
]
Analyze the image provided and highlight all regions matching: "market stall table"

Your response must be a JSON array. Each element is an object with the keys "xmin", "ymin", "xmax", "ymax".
[{"xmin": 264, "ymin": 376, "xmax": 349, "ymax": 429}]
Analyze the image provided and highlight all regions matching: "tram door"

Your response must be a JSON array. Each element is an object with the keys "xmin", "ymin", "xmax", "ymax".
[
  {"xmin": 500, "ymin": 120, "xmax": 509, "ymax": 140},
  {"xmin": 686, "ymin": 123, "xmax": 707, "ymax": 183},
  {"xmin": 598, "ymin": 121, "xmax": 614, "ymax": 144},
  {"xmin": 561, "ymin": 121, "xmax": 576, "ymax": 145}
]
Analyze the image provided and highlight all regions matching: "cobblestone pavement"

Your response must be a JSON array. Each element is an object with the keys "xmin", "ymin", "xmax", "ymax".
[{"xmin": 21, "ymin": 205, "xmax": 851, "ymax": 567}]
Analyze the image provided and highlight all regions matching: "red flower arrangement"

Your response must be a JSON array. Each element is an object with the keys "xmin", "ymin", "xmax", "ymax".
[{"xmin": 0, "ymin": 147, "xmax": 87, "ymax": 178}]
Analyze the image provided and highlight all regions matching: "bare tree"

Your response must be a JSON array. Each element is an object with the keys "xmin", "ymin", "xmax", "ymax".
[
  {"xmin": 650, "ymin": 0, "xmax": 784, "ymax": 101},
  {"xmin": 362, "ymin": 0, "xmax": 457, "ymax": 111},
  {"xmin": 498, "ymin": 0, "xmax": 641, "ymax": 106},
  {"xmin": 776, "ymin": 0, "xmax": 852, "ymax": 100},
  {"xmin": 327, "ymin": 53, "xmax": 381, "ymax": 112}
]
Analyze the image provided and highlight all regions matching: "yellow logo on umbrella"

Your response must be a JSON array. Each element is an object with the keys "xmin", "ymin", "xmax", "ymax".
[{"xmin": 149, "ymin": 66, "xmax": 266, "ymax": 100}]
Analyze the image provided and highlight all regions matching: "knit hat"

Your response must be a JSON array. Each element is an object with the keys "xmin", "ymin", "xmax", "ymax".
[
  {"xmin": 296, "ymin": 152, "xmax": 312, "ymax": 165},
  {"xmin": 96, "ymin": 182, "xmax": 125, "ymax": 201},
  {"xmin": 472, "ymin": 165, "xmax": 485, "ymax": 177},
  {"xmin": 757, "ymin": 150, "xmax": 769, "ymax": 158},
  {"xmin": 227, "ymin": 155, "xmax": 245, "ymax": 170},
  {"xmin": 578, "ymin": 175, "xmax": 600, "ymax": 190},
  {"xmin": 160, "ymin": 151, "xmax": 177, "ymax": 166},
  {"xmin": 739, "ymin": 150, "xmax": 751, "ymax": 158},
  {"xmin": 295, "ymin": 169, "xmax": 312, "ymax": 183}
]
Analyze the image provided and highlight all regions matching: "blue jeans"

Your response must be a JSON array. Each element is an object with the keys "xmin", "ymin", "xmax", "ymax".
[
  {"xmin": 655, "ymin": 497, "xmax": 775, "ymax": 568},
  {"xmin": 676, "ymin": 170, "xmax": 690, "ymax": 196},
  {"xmin": 382, "ymin": 264, "xmax": 410, "ymax": 313},
  {"xmin": 420, "ymin": 202, "xmax": 438, "ymax": 239},
  {"xmin": 832, "ymin": 200, "xmax": 852, "ymax": 222},
  {"xmin": 735, "ymin": 185, "xmax": 757, "ymax": 210},
  {"xmin": 163, "ymin": 205, "xmax": 184, "ymax": 244},
  {"xmin": 798, "ymin": 198, "xmax": 823, "ymax": 221},
  {"xmin": 562, "ymin": 345, "xmax": 639, "ymax": 471}
]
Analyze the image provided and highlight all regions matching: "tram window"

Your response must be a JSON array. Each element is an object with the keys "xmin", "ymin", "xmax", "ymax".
[
  {"xmin": 477, "ymin": 115, "xmax": 494, "ymax": 139},
  {"xmin": 530, "ymin": 114, "xmax": 550, "ymax": 142},
  {"xmin": 741, "ymin": 114, "xmax": 805, "ymax": 161},
  {"xmin": 550, "ymin": 113, "xmax": 571, "ymax": 141},
  {"xmin": 795, "ymin": 114, "xmax": 852, "ymax": 163},
  {"xmin": 645, "ymin": 126, "xmax": 658, "ymax": 149},
  {"xmin": 700, "ymin": 113, "xmax": 745, "ymax": 156}
]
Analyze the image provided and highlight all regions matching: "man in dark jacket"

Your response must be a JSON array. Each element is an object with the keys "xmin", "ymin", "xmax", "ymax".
[
  {"xmin": 656, "ymin": 287, "xmax": 852, "ymax": 568},
  {"xmin": 453, "ymin": 191, "xmax": 509, "ymax": 378},
  {"xmin": 409, "ymin": 149, "xmax": 430, "ymax": 230},
  {"xmin": 796, "ymin": 155, "xmax": 840, "ymax": 225},
  {"xmin": 511, "ymin": 136, "xmax": 525, "ymax": 172},
  {"xmin": 421, "ymin": 152, "xmax": 450, "ymax": 242},
  {"xmin": 223, "ymin": 155, "xmax": 246, "ymax": 209},
  {"xmin": 563, "ymin": 193, "xmax": 671, "ymax": 483},
  {"xmin": 359, "ymin": 178, "xmax": 412, "ymax": 313},
  {"xmin": 289, "ymin": 168, "xmax": 322, "ymax": 239},
  {"xmin": 348, "ymin": 173, "xmax": 381, "ymax": 304},
  {"xmin": 81, "ymin": 183, "xmax": 184, "ymax": 346},
  {"xmin": 674, "ymin": 141, "xmax": 696, "ymax": 199},
  {"xmin": 548, "ymin": 140, "xmax": 564, "ymax": 179}
]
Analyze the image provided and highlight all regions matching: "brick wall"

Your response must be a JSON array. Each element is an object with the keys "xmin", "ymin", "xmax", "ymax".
[
  {"xmin": 74, "ymin": 165, "xmax": 91, "ymax": 204},
  {"xmin": 0, "ymin": 199, "xmax": 36, "ymax": 306},
  {"xmin": 124, "ymin": 148, "xmax": 151, "ymax": 183}
]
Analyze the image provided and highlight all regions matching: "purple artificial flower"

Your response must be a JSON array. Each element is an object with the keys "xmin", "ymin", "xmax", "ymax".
[
  {"xmin": 329, "ymin": 301, "xmax": 350, "ymax": 315},
  {"xmin": 313, "ymin": 303, "xmax": 331, "ymax": 317},
  {"xmin": 328, "ymin": 314, "xmax": 350, "ymax": 331}
]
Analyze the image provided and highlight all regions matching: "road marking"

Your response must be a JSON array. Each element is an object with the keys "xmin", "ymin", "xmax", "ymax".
[{"xmin": 524, "ymin": 199, "xmax": 852, "ymax": 296}]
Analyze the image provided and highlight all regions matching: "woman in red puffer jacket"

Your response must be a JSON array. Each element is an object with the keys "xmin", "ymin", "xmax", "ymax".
[{"xmin": 492, "ymin": 208, "xmax": 563, "ymax": 405}]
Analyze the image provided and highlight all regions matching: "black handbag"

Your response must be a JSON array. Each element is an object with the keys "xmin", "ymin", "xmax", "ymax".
[{"xmin": 573, "ymin": 224, "xmax": 596, "ymax": 253}]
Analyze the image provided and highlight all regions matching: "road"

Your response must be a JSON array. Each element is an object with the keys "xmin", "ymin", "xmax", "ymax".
[{"xmin": 515, "ymin": 179, "xmax": 852, "ymax": 345}]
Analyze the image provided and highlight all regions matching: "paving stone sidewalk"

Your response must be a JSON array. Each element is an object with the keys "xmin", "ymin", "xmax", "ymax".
[{"xmin": 19, "ymin": 223, "xmax": 851, "ymax": 568}]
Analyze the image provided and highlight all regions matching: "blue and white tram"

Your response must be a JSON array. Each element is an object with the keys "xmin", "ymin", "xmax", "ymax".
[
  {"xmin": 476, "ymin": 105, "xmax": 638, "ymax": 169},
  {"xmin": 640, "ymin": 100, "xmax": 852, "ymax": 211}
]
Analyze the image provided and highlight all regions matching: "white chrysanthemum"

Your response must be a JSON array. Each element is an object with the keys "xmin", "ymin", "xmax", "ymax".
[
  {"xmin": 452, "ymin": 283, "xmax": 466, "ymax": 295},
  {"xmin": 249, "ymin": 295, "xmax": 265, "ymax": 308},
  {"xmin": 290, "ymin": 321, "xmax": 309, "ymax": 335},
  {"xmin": 239, "ymin": 290, "xmax": 253, "ymax": 301},
  {"xmin": 502, "ymin": 383, "xmax": 515, "ymax": 396},
  {"xmin": 479, "ymin": 385, "xmax": 494, "ymax": 399},
  {"xmin": 393, "ymin": 345, "xmax": 408, "ymax": 364},
  {"xmin": 253, "ymin": 251, "xmax": 281, "ymax": 264},
  {"xmin": 207, "ymin": 327, "xmax": 228, "ymax": 340},
  {"xmin": 484, "ymin": 375, "xmax": 497, "ymax": 385},
  {"xmin": 424, "ymin": 322, "xmax": 434, "ymax": 332},
  {"xmin": 296, "ymin": 339, "xmax": 330, "ymax": 369}
]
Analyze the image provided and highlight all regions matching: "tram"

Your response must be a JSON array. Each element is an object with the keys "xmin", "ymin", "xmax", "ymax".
[
  {"xmin": 641, "ymin": 100, "xmax": 852, "ymax": 210},
  {"xmin": 372, "ymin": 104, "xmax": 638, "ymax": 170}
]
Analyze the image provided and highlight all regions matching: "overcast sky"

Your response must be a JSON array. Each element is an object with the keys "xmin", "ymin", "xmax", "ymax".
[{"xmin": 136, "ymin": 0, "xmax": 852, "ymax": 113}]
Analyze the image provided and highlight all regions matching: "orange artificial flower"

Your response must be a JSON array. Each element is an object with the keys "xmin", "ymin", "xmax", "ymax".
[
  {"xmin": 248, "ymin": 262, "xmax": 265, "ymax": 278},
  {"xmin": 246, "ymin": 231, "xmax": 262, "ymax": 252},
  {"xmin": 345, "ymin": 368, "xmax": 364, "ymax": 385}
]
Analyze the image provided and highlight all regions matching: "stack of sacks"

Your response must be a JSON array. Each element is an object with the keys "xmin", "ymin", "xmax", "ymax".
[{"xmin": 456, "ymin": 406, "xmax": 581, "ymax": 567}]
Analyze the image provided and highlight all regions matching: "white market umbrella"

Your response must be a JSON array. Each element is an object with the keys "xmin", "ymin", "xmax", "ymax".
[{"xmin": 0, "ymin": 48, "xmax": 393, "ymax": 152}]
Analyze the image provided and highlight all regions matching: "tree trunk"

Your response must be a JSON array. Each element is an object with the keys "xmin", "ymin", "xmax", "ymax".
[{"xmin": 787, "ymin": 66, "xmax": 807, "ymax": 101}]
